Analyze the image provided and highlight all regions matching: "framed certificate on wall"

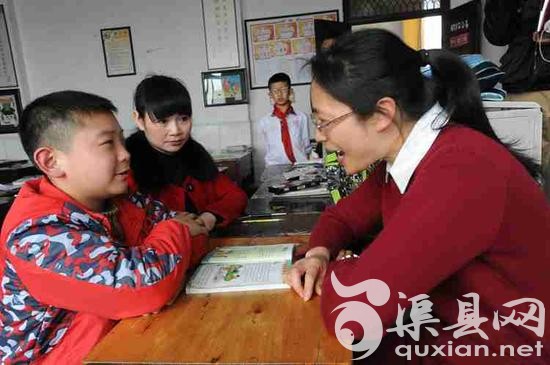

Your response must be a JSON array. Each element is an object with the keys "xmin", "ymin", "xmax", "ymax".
[
  {"xmin": 100, "ymin": 26, "xmax": 137, "ymax": 77},
  {"xmin": 0, "ymin": 5, "xmax": 18, "ymax": 88},
  {"xmin": 202, "ymin": 0, "xmax": 240, "ymax": 70}
]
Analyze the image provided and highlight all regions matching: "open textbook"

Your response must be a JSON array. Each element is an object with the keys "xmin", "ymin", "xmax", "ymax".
[{"xmin": 186, "ymin": 243, "xmax": 294, "ymax": 294}]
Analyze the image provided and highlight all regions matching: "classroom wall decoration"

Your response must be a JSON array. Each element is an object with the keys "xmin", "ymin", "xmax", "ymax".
[
  {"xmin": 0, "ymin": 5, "xmax": 17, "ymax": 88},
  {"xmin": 0, "ymin": 88, "xmax": 21, "ymax": 134},
  {"xmin": 202, "ymin": 0, "xmax": 240, "ymax": 69},
  {"xmin": 202, "ymin": 68, "xmax": 248, "ymax": 107},
  {"xmin": 245, "ymin": 10, "xmax": 338, "ymax": 89},
  {"xmin": 100, "ymin": 26, "xmax": 136, "ymax": 77}
]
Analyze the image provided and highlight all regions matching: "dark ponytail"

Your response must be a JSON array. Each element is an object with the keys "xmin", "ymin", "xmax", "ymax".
[
  {"xmin": 310, "ymin": 29, "xmax": 540, "ymax": 179},
  {"xmin": 426, "ymin": 49, "xmax": 540, "ymax": 179}
]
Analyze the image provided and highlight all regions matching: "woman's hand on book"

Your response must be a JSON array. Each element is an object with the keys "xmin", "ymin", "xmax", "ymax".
[{"xmin": 284, "ymin": 246, "xmax": 330, "ymax": 302}]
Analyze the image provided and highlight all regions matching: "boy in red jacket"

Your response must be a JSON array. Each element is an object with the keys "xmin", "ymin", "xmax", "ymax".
[{"xmin": 0, "ymin": 91, "xmax": 206, "ymax": 364}]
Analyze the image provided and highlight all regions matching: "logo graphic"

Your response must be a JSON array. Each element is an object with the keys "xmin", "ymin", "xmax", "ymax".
[
  {"xmin": 330, "ymin": 272, "xmax": 390, "ymax": 360},
  {"xmin": 330, "ymin": 272, "xmax": 546, "ymax": 361}
]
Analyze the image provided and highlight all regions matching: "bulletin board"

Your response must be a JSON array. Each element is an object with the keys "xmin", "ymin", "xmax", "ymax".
[{"xmin": 244, "ymin": 10, "xmax": 339, "ymax": 89}]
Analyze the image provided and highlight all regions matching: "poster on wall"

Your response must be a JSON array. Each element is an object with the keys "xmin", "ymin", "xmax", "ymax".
[
  {"xmin": 100, "ymin": 26, "xmax": 137, "ymax": 77},
  {"xmin": 202, "ymin": 68, "xmax": 247, "ymax": 107},
  {"xmin": 202, "ymin": 0, "xmax": 240, "ymax": 69},
  {"xmin": 0, "ymin": 5, "xmax": 18, "ymax": 88},
  {"xmin": 0, "ymin": 89, "xmax": 21, "ymax": 134},
  {"xmin": 245, "ymin": 10, "xmax": 339, "ymax": 89}
]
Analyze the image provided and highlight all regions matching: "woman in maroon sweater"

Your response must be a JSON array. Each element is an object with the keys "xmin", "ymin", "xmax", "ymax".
[{"xmin": 286, "ymin": 29, "xmax": 550, "ymax": 364}]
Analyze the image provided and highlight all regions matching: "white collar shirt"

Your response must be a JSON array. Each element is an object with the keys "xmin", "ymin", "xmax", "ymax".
[
  {"xmin": 259, "ymin": 109, "xmax": 311, "ymax": 166},
  {"xmin": 386, "ymin": 103, "xmax": 449, "ymax": 194}
]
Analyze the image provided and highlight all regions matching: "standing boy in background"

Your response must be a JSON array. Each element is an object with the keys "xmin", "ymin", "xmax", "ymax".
[
  {"xmin": 260, "ymin": 72, "xmax": 311, "ymax": 166},
  {"xmin": 0, "ymin": 91, "xmax": 205, "ymax": 364}
]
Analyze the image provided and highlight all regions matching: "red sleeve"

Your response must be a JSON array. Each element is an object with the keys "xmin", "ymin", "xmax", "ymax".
[
  {"xmin": 6, "ymin": 216, "xmax": 191, "ymax": 320},
  {"xmin": 319, "ymin": 146, "xmax": 510, "ymax": 337},
  {"xmin": 309, "ymin": 165, "xmax": 385, "ymax": 258},
  {"xmin": 202, "ymin": 174, "xmax": 247, "ymax": 226}
]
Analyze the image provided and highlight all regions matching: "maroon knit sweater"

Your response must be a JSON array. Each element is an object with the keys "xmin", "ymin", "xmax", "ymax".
[{"xmin": 310, "ymin": 125, "xmax": 550, "ymax": 365}]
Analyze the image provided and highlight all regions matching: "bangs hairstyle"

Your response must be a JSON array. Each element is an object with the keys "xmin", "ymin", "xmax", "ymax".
[
  {"xmin": 19, "ymin": 90, "xmax": 117, "ymax": 161},
  {"xmin": 134, "ymin": 75, "xmax": 192, "ymax": 121}
]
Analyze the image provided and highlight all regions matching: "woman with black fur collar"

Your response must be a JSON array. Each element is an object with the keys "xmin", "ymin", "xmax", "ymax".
[{"xmin": 126, "ymin": 75, "xmax": 247, "ymax": 235}]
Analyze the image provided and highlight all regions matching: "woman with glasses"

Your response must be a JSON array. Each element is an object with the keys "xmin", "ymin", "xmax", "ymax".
[
  {"xmin": 285, "ymin": 29, "xmax": 549, "ymax": 363},
  {"xmin": 260, "ymin": 72, "xmax": 311, "ymax": 165},
  {"xmin": 126, "ymin": 75, "xmax": 247, "ymax": 264}
]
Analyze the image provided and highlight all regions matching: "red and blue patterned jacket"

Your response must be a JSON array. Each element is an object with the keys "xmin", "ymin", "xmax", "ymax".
[{"xmin": 0, "ymin": 177, "xmax": 191, "ymax": 364}]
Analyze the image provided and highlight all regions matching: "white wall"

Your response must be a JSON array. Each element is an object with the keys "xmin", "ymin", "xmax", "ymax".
[
  {"xmin": 1, "ymin": 0, "xmax": 507, "ymax": 171},
  {"xmin": 4, "ymin": 0, "xmax": 252, "ymax": 160},
  {"xmin": 2, "ymin": 0, "xmax": 342, "ymax": 180}
]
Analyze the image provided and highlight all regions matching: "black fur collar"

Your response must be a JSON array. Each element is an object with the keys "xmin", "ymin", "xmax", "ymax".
[{"xmin": 126, "ymin": 131, "xmax": 218, "ymax": 193}]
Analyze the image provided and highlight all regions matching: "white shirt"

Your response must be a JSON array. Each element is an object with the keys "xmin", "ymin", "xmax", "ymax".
[
  {"xmin": 386, "ymin": 103, "xmax": 449, "ymax": 194},
  {"xmin": 259, "ymin": 108, "xmax": 310, "ymax": 166}
]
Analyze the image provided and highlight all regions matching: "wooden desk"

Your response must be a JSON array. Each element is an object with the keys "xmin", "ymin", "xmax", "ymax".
[
  {"xmin": 85, "ymin": 233, "xmax": 350, "ymax": 364},
  {"xmin": 85, "ymin": 291, "xmax": 350, "ymax": 364}
]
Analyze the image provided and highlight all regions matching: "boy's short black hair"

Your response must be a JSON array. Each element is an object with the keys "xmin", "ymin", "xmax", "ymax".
[
  {"xmin": 268, "ymin": 73, "xmax": 291, "ymax": 89},
  {"xmin": 19, "ymin": 90, "xmax": 117, "ymax": 160}
]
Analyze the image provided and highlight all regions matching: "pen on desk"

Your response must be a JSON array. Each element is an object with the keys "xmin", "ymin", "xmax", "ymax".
[
  {"xmin": 240, "ymin": 218, "xmax": 285, "ymax": 224},
  {"xmin": 239, "ymin": 212, "xmax": 287, "ymax": 220}
]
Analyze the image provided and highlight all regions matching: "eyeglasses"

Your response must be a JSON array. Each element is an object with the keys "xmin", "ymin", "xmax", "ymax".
[
  {"xmin": 270, "ymin": 87, "xmax": 290, "ymax": 96},
  {"xmin": 312, "ymin": 111, "xmax": 354, "ymax": 131}
]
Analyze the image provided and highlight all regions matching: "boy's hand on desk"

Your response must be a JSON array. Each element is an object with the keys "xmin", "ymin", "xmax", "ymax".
[
  {"xmin": 172, "ymin": 212, "xmax": 208, "ymax": 236},
  {"xmin": 284, "ymin": 246, "xmax": 330, "ymax": 302}
]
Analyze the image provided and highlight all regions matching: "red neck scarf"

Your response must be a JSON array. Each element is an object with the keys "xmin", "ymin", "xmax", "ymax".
[{"xmin": 272, "ymin": 105, "xmax": 296, "ymax": 163}]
